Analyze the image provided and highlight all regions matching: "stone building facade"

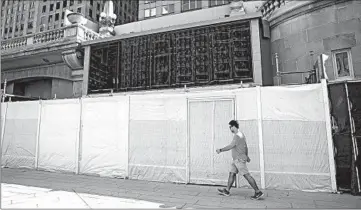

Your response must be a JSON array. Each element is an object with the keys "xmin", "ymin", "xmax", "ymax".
[
  {"xmin": 0, "ymin": 0, "xmax": 138, "ymax": 100},
  {"xmin": 262, "ymin": 0, "xmax": 361, "ymax": 84},
  {"xmin": 4, "ymin": 0, "xmax": 361, "ymax": 99},
  {"xmin": 138, "ymin": 0, "xmax": 231, "ymax": 20}
]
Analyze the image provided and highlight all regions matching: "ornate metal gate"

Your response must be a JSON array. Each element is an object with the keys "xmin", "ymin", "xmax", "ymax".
[{"xmin": 88, "ymin": 20, "xmax": 253, "ymax": 93}]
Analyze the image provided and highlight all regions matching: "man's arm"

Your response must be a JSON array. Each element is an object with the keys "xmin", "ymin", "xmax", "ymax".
[
  {"xmin": 221, "ymin": 140, "xmax": 236, "ymax": 152},
  {"xmin": 216, "ymin": 138, "xmax": 236, "ymax": 154}
]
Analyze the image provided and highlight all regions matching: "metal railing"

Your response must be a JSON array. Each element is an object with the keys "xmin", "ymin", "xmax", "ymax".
[{"xmin": 274, "ymin": 51, "xmax": 319, "ymax": 85}]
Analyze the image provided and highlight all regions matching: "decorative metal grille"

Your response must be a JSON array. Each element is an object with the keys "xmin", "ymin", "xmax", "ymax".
[{"xmin": 88, "ymin": 20, "xmax": 252, "ymax": 93}]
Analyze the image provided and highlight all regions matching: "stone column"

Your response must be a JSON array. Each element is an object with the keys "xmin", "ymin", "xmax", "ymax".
[{"xmin": 81, "ymin": 46, "xmax": 91, "ymax": 96}]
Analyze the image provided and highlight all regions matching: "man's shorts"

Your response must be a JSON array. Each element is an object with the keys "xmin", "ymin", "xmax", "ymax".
[{"xmin": 230, "ymin": 159, "xmax": 249, "ymax": 175}]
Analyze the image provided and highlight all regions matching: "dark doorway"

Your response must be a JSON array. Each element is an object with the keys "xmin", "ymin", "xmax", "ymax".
[
  {"xmin": 329, "ymin": 82, "xmax": 361, "ymax": 195},
  {"xmin": 329, "ymin": 83, "xmax": 353, "ymax": 191},
  {"xmin": 345, "ymin": 82, "xmax": 361, "ymax": 195}
]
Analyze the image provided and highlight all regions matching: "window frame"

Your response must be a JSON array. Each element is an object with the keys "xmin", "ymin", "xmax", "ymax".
[
  {"xmin": 332, "ymin": 48, "xmax": 354, "ymax": 80},
  {"xmin": 208, "ymin": 0, "xmax": 231, "ymax": 8},
  {"xmin": 162, "ymin": 4, "xmax": 175, "ymax": 15},
  {"xmin": 181, "ymin": 0, "xmax": 202, "ymax": 12},
  {"xmin": 55, "ymin": 13, "xmax": 60, "ymax": 21},
  {"xmin": 144, "ymin": 7, "xmax": 156, "ymax": 18}
]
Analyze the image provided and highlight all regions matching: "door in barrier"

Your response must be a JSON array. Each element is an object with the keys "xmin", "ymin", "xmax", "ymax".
[{"xmin": 189, "ymin": 99, "xmax": 235, "ymax": 185}]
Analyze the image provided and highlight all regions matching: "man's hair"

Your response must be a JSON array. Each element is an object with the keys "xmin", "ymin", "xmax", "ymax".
[{"xmin": 229, "ymin": 120, "xmax": 239, "ymax": 129}]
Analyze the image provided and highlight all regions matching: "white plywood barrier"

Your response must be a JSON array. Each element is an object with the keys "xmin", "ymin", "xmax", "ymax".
[
  {"xmin": 37, "ymin": 99, "xmax": 81, "ymax": 173},
  {"xmin": 79, "ymin": 96, "xmax": 129, "ymax": 177},
  {"xmin": 0, "ymin": 82, "xmax": 334, "ymax": 192},
  {"xmin": 261, "ymin": 84, "xmax": 325, "ymax": 121},
  {"xmin": 129, "ymin": 94, "xmax": 187, "ymax": 183},
  {"xmin": 235, "ymin": 88, "xmax": 258, "ymax": 121},
  {"xmin": 261, "ymin": 83, "xmax": 332, "ymax": 191},
  {"xmin": 2, "ymin": 101, "xmax": 40, "ymax": 169}
]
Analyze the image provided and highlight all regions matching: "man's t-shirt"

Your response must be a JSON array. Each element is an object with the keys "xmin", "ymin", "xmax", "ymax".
[{"xmin": 231, "ymin": 132, "xmax": 248, "ymax": 162}]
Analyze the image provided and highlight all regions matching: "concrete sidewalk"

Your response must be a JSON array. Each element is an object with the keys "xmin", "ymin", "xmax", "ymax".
[{"xmin": 1, "ymin": 168, "xmax": 361, "ymax": 209}]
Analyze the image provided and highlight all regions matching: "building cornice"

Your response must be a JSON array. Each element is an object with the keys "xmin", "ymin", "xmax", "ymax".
[
  {"xmin": 267, "ymin": 0, "xmax": 351, "ymax": 28},
  {"xmin": 82, "ymin": 13, "xmax": 262, "ymax": 47}
]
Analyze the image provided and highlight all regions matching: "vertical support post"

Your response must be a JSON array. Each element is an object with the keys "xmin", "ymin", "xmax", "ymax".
[
  {"xmin": 309, "ymin": 51, "xmax": 316, "ymax": 83},
  {"xmin": 82, "ymin": 46, "xmax": 91, "ymax": 96},
  {"xmin": 233, "ymin": 97, "xmax": 240, "ymax": 188},
  {"xmin": 76, "ymin": 98, "xmax": 83, "ymax": 175},
  {"xmin": 186, "ymin": 98, "xmax": 190, "ymax": 184},
  {"xmin": 211, "ymin": 101, "xmax": 215, "ymax": 175},
  {"xmin": 256, "ymin": 86, "xmax": 266, "ymax": 189},
  {"xmin": 275, "ymin": 53, "xmax": 281, "ymax": 86},
  {"xmin": 344, "ymin": 81, "xmax": 361, "ymax": 192},
  {"xmin": 126, "ymin": 95, "xmax": 131, "ymax": 179},
  {"xmin": 35, "ymin": 100, "xmax": 43, "ymax": 169},
  {"xmin": 1, "ymin": 103, "xmax": 8, "ymax": 147},
  {"xmin": 321, "ymin": 79, "xmax": 337, "ymax": 192},
  {"xmin": 2, "ymin": 79, "xmax": 7, "ymax": 103}
]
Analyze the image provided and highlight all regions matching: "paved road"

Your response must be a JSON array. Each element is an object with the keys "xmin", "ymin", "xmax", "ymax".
[{"xmin": 2, "ymin": 168, "xmax": 361, "ymax": 209}]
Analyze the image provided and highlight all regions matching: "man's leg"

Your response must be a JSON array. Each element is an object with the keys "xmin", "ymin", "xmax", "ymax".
[
  {"xmin": 218, "ymin": 163, "xmax": 237, "ymax": 196},
  {"xmin": 226, "ymin": 172, "xmax": 236, "ymax": 192},
  {"xmin": 243, "ymin": 173, "xmax": 260, "ymax": 193},
  {"xmin": 243, "ymin": 173, "xmax": 264, "ymax": 199},
  {"xmin": 237, "ymin": 160, "xmax": 263, "ymax": 199},
  {"xmin": 218, "ymin": 172, "xmax": 236, "ymax": 196}
]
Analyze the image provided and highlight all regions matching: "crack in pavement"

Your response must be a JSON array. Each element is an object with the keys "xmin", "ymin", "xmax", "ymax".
[{"xmin": 72, "ymin": 189, "xmax": 92, "ymax": 209}]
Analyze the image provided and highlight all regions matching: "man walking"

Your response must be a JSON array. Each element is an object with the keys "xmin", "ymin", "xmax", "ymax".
[{"xmin": 216, "ymin": 120, "xmax": 263, "ymax": 200}]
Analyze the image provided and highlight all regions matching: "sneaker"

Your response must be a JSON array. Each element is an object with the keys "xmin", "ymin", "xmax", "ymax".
[
  {"xmin": 217, "ymin": 188, "xmax": 230, "ymax": 196},
  {"xmin": 251, "ymin": 191, "xmax": 264, "ymax": 200}
]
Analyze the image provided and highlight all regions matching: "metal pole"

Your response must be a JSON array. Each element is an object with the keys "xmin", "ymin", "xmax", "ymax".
[
  {"xmin": 2, "ymin": 79, "xmax": 7, "ymax": 102},
  {"xmin": 309, "ymin": 51, "xmax": 316, "ymax": 83},
  {"xmin": 275, "ymin": 53, "xmax": 280, "ymax": 85}
]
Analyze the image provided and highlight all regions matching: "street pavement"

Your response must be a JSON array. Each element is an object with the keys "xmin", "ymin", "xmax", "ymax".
[{"xmin": 1, "ymin": 168, "xmax": 361, "ymax": 209}]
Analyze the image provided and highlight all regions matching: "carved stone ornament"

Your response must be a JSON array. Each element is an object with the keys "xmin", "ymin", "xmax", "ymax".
[
  {"xmin": 229, "ymin": 0, "xmax": 246, "ymax": 16},
  {"xmin": 67, "ymin": 12, "xmax": 87, "ymax": 25},
  {"xmin": 99, "ymin": 0, "xmax": 117, "ymax": 37},
  {"xmin": 62, "ymin": 49, "xmax": 84, "ymax": 70}
]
